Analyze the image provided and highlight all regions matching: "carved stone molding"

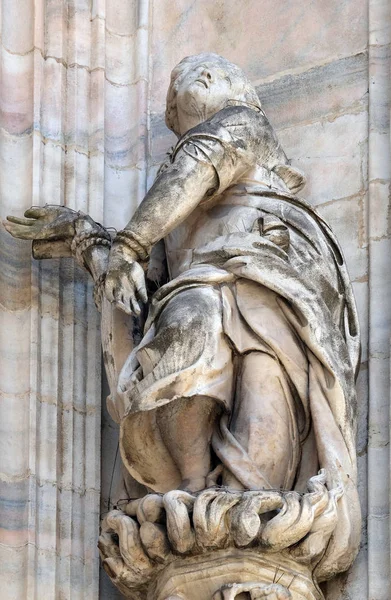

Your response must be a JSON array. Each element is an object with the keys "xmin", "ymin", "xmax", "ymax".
[{"xmin": 98, "ymin": 473, "xmax": 341, "ymax": 600}]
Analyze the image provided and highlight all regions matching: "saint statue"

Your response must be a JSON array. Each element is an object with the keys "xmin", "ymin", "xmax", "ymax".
[{"xmin": 4, "ymin": 53, "xmax": 361, "ymax": 596}]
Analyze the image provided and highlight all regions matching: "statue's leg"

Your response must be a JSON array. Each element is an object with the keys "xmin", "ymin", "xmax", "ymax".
[
  {"xmin": 119, "ymin": 285, "xmax": 233, "ymax": 493},
  {"xmin": 156, "ymin": 396, "xmax": 221, "ymax": 492},
  {"xmin": 224, "ymin": 352, "xmax": 300, "ymax": 490}
]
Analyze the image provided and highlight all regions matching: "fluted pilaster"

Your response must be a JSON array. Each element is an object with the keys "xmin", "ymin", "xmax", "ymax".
[
  {"xmin": 1, "ymin": 1, "xmax": 102, "ymax": 598},
  {"xmin": 367, "ymin": 0, "xmax": 391, "ymax": 598},
  {"xmin": 0, "ymin": 0, "xmax": 36, "ymax": 598}
]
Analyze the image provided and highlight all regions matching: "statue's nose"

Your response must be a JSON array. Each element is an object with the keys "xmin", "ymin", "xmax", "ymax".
[{"xmin": 201, "ymin": 68, "xmax": 213, "ymax": 82}]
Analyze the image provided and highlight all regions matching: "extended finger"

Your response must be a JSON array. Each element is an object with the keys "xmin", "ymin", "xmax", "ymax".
[
  {"xmin": 115, "ymin": 297, "xmax": 133, "ymax": 315},
  {"xmin": 120, "ymin": 278, "xmax": 141, "ymax": 315},
  {"xmin": 136, "ymin": 280, "xmax": 148, "ymax": 305},
  {"xmin": 113, "ymin": 287, "xmax": 136, "ymax": 316},
  {"xmin": 24, "ymin": 207, "xmax": 48, "ymax": 219},
  {"xmin": 116, "ymin": 287, "xmax": 139, "ymax": 316},
  {"xmin": 3, "ymin": 220, "xmax": 35, "ymax": 239},
  {"xmin": 6, "ymin": 215, "xmax": 36, "ymax": 226},
  {"xmin": 115, "ymin": 288, "xmax": 134, "ymax": 315},
  {"xmin": 131, "ymin": 267, "xmax": 148, "ymax": 304},
  {"xmin": 127, "ymin": 289, "xmax": 141, "ymax": 316}
]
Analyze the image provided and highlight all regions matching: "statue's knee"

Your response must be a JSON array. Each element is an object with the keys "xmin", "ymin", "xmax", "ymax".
[{"xmin": 160, "ymin": 287, "xmax": 218, "ymax": 331}]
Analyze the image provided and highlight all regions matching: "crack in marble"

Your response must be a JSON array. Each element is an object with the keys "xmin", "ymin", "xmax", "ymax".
[
  {"xmin": 0, "ymin": 471, "xmax": 31, "ymax": 483},
  {"xmin": 0, "ymin": 471, "xmax": 101, "ymax": 496},
  {"xmin": 252, "ymin": 50, "xmax": 368, "ymax": 88},
  {"xmin": 0, "ymin": 540, "xmax": 94, "ymax": 565},
  {"xmin": 104, "ymin": 74, "xmax": 149, "ymax": 88},
  {"xmin": 105, "ymin": 24, "xmax": 149, "ymax": 38},
  {"xmin": 0, "ymin": 42, "xmax": 104, "ymax": 74}
]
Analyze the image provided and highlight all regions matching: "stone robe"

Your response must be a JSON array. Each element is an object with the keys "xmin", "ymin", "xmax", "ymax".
[{"xmin": 102, "ymin": 105, "xmax": 361, "ymax": 580}]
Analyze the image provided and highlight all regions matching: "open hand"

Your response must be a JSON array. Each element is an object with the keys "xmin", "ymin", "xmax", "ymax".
[
  {"xmin": 104, "ymin": 246, "xmax": 148, "ymax": 315},
  {"xmin": 3, "ymin": 206, "xmax": 77, "ymax": 241}
]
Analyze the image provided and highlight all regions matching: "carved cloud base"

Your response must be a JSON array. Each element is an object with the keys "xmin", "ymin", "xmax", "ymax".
[{"xmin": 99, "ymin": 471, "xmax": 340, "ymax": 600}]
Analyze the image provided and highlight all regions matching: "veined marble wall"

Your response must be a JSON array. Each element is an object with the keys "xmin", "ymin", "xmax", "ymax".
[
  {"xmin": 0, "ymin": 0, "xmax": 104, "ymax": 598},
  {"xmin": 0, "ymin": 1, "xmax": 390, "ymax": 599}
]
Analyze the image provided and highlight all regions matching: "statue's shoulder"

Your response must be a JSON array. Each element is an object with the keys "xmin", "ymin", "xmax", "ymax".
[
  {"xmin": 198, "ymin": 104, "xmax": 267, "ymax": 134},
  {"xmin": 174, "ymin": 105, "xmax": 267, "ymax": 153}
]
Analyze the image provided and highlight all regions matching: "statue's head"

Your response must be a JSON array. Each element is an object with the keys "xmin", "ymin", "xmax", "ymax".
[{"xmin": 166, "ymin": 53, "xmax": 262, "ymax": 137}]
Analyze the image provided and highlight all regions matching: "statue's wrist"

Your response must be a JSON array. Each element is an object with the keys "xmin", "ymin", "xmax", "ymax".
[
  {"xmin": 70, "ymin": 216, "xmax": 112, "ymax": 276},
  {"xmin": 109, "ymin": 241, "xmax": 139, "ymax": 264},
  {"xmin": 71, "ymin": 227, "xmax": 112, "ymax": 268},
  {"xmin": 113, "ymin": 229, "xmax": 150, "ymax": 262}
]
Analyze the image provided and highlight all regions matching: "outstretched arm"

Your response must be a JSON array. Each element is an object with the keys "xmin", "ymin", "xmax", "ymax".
[{"xmin": 3, "ymin": 206, "xmax": 111, "ymax": 309}]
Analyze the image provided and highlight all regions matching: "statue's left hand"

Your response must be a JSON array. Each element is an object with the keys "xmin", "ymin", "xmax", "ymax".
[
  {"xmin": 104, "ymin": 245, "xmax": 148, "ymax": 316},
  {"xmin": 3, "ymin": 206, "xmax": 76, "ymax": 241}
]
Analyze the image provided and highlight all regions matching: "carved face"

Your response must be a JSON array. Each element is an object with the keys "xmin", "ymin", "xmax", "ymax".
[{"xmin": 175, "ymin": 61, "xmax": 232, "ymax": 134}]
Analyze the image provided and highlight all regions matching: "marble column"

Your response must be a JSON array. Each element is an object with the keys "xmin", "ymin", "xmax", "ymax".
[
  {"xmin": 0, "ymin": 1, "xmax": 36, "ymax": 598},
  {"xmin": 0, "ymin": 1, "xmax": 103, "ymax": 598},
  {"xmin": 367, "ymin": 0, "xmax": 391, "ymax": 598}
]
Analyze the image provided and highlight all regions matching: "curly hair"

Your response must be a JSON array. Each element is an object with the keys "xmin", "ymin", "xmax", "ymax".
[{"xmin": 165, "ymin": 53, "xmax": 262, "ymax": 137}]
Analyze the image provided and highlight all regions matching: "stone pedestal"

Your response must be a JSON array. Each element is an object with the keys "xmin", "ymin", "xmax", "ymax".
[{"xmin": 99, "ymin": 476, "xmax": 342, "ymax": 600}]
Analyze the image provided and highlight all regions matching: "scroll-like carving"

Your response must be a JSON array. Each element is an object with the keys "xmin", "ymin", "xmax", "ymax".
[
  {"xmin": 97, "ymin": 473, "xmax": 342, "ymax": 598},
  {"xmin": 4, "ymin": 53, "xmax": 361, "ymax": 599}
]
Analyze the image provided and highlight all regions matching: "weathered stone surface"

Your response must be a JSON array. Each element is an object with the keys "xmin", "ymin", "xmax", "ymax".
[
  {"xmin": 1, "ymin": 0, "xmax": 390, "ymax": 599},
  {"xmin": 4, "ymin": 52, "xmax": 365, "ymax": 599},
  {"xmin": 99, "ymin": 477, "xmax": 342, "ymax": 599}
]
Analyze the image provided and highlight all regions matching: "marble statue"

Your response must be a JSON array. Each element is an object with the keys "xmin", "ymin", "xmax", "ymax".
[{"xmin": 4, "ymin": 53, "xmax": 361, "ymax": 600}]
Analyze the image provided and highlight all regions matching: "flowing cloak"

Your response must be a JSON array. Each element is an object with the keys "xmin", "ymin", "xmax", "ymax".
[{"xmin": 102, "ymin": 105, "xmax": 362, "ymax": 581}]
